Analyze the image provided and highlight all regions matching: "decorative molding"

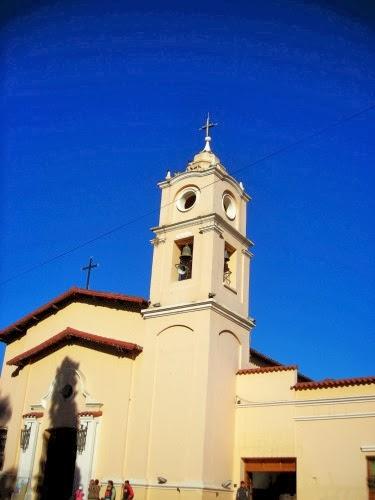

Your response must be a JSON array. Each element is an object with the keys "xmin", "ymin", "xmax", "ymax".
[
  {"xmin": 360, "ymin": 445, "xmax": 375, "ymax": 452},
  {"xmin": 242, "ymin": 249, "xmax": 253, "ymax": 258},
  {"xmin": 219, "ymin": 330, "xmax": 241, "ymax": 344},
  {"xmin": 152, "ymin": 213, "xmax": 253, "ymax": 248},
  {"xmin": 294, "ymin": 412, "xmax": 375, "ymax": 422},
  {"xmin": 198, "ymin": 222, "xmax": 223, "ymax": 237},
  {"xmin": 236, "ymin": 394, "xmax": 375, "ymax": 408},
  {"xmin": 150, "ymin": 237, "xmax": 166, "ymax": 246},
  {"xmin": 142, "ymin": 300, "xmax": 253, "ymax": 330},
  {"xmin": 296, "ymin": 394, "xmax": 375, "ymax": 406},
  {"xmin": 157, "ymin": 166, "xmax": 251, "ymax": 202},
  {"xmin": 157, "ymin": 324, "xmax": 194, "ymax": 336},
  {"xmin": 31, "ymin": 368, "xmax": 102, "ymax": 409}
]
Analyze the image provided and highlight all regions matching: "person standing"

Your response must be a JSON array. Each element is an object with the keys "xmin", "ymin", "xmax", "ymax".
[
  {"xmin": 88, "ymin": 479, "xmax": 100, "ymax": 499},
  {"xmin": 247, "ymin": 475, "xmax": 253, "ymax": 500},
  {"xmin": 103, "ymin": 480, "xmax": 116, "ymax": 500},
  {"xmin": 236, "ymin": 480, "xmax": 249, "ymax": 500},
  {"xmin": 122, "ymin": 480, "xmax": 134, "ymax": 500},
  {"xmin": 74, "ymin": 485, "xmax": 85, "ymax": 500}
]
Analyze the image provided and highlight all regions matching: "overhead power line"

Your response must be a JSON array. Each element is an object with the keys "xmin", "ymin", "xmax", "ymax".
[{"xmin": 0, "ymin": 102, "xmax": 374, "ymax": 287}]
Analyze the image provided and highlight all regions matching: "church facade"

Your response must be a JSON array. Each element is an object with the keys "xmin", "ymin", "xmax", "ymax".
[{"xmin": 0, "ymin": 132, "xmax": 374, "ymax": 500}]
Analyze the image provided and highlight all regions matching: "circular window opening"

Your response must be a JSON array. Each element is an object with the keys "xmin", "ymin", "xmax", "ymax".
[
  {"xmin": 176, "ymin": 188, "xmax": 198, "ymax": 212},
  {"xmin": 222, "ymin": 193, "xmax": 236, "ymax": 220}
]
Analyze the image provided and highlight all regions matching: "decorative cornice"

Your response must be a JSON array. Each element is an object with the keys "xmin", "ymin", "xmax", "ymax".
[
  {"xmin": 242, "ymin": 249, "xmax": 253, "ymax": 258},
  {"xmin": 158, "ymin": 166, "xmax": 251, "ymax": 202},
  {"xmin": 198, "ymin": 222, "xmax": 223, "ymax": 237},
  {"xmin": 294, "ymin": 412, "xmax": 375, "ymax": 422},
  {"xmin": 152, "ymin": 213, "xmax": 253, "ymax": 248},
  {"xmin": 150, "ymin": 237, "xmax": 166, "ymax": 246},
  {"xmin": 360, "ymin": 445, "xmax": 375, "ymax": 452},
  {"xmin": 236, "ymin": 394, "xmax": 375, "ymax": 408},
  {"xmin": 142, "ymin": 300, "xmax": 254, "ymax": 330}
]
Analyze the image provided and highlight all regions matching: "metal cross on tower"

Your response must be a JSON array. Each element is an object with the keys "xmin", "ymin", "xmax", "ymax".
[
  {"xmin": 82, "ymin": 257, "xmax": 98, "ymax": 290},
  {"xmin": 199, "ymin": 113, "xmax": 218, "ymax": 152}
]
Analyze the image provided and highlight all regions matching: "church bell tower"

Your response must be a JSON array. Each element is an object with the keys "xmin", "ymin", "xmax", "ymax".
[
  {"xmin": 149, "ymin": 116, "xmax": 253, "ymax": 320},
  {"xmin": 140, "ymin": 116, "xmax": 255, "ymax": 497}
]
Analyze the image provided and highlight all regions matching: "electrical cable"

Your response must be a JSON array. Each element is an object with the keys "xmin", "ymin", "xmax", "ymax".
[{"xmin": 0, "ymin": 102, "xmax": 374, "ymax": 286}]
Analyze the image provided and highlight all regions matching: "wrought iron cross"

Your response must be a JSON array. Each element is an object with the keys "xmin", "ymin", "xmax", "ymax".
[
  {"xmin": 199, "ymin": 113, "xmax": 218, "ymax": 152},
  {"xmin": 199, "ymin": 113, "xmax": 218, "ymax": 138},
  {"xmin": 82, "ymin": 257, "xmax": 98, "ymax": 290}
]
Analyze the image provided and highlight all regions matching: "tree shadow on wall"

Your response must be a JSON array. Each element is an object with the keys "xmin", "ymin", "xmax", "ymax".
[
  {"xmin": 35, "ymin": 357, "xmax": 81, "ymax": 500},
  {"xmin": 0, "ymin": 392, "xmax": 17, "ymax": 499}
]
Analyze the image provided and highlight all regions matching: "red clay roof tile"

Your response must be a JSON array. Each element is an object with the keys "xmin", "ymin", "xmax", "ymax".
[
  {"xmin": 7, "ymin": 327, "xmax": 143, "ymax": 367},
  {"xmin": 78, "ymin": 411, "xmax": 103, "ymax": 418},
  {"xmin": 293, "ymin": 376, "xmax": 375, "ymax": 390},
  {"xmin": 22, "ymin": 412, "xmax": 44, "ymax": 419},
  {"xmin": 237, "ymin": 365, "xmax": 298, "ymax": 375},
  {"xmin": 0, "ymin": 287, "xmax": 148, "ymax": 343}
]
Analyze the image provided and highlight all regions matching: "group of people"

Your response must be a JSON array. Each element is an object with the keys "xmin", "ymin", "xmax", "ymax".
[
  {"xmin": 74, "ymin": 479, "xmax": 134, "ymax": 500},
  {"xmin": 75, "ymin": 478, "xmax": 251, "ymax": 499}
]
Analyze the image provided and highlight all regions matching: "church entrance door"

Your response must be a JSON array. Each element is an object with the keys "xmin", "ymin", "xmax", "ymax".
[
  {"xmin": 38, "ymin": 427, "xmax": 77, "ymax": 500},
  {"xmin": 243, "ymin": 457, "xmax": 296, "ymax": 500}
]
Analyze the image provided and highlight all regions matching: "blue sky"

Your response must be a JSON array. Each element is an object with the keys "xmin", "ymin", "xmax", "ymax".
[{"xmin": 1, "ymin": 0, "xmax": 374, "ymax": 380}]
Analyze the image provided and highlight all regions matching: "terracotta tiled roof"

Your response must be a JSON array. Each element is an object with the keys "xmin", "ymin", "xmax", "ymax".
[
  {"xmin": 7, "ymin": 327, "xmax": 143, "ymax": 367},
  {"xmin": 0, "ymin": 287, "xmax": 149, "ymax": 344},
  {"xmin": 237, "ymin": 365, "xmax": 298, "ymax": 375},
  {"xmin": 22, "ymin": 412, "xmax": 44, "ymax": 419},
  {"xmin": 78, "ymin": 411, "xmax": 103, "ymax": 418},
  {"xmin": 293, "ymin": 376, "xmax": 375, "ymax": 391},
  {"xmin": 250, "ymin": 347, "xmax": 312, "ymax": 382}
]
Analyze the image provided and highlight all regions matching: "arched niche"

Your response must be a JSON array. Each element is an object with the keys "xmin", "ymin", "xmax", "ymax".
[{"xmin": 156, "ymin": 324, "xmax": 194, "ymax": 336}]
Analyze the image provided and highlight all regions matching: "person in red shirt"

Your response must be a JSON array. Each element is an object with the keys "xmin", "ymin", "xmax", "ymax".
[
  {"xmin": 74, "ymin": 485, "xmax": 85, "ymax": 500},
  {"xmin": 122, "ymin": 480, "xmax": 134, "ymax": 500}
]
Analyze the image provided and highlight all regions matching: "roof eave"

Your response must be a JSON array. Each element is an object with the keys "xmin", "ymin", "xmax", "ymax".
[{"xmin": 0, "ymin": 287, "xmax": 149, "ymax": 344}]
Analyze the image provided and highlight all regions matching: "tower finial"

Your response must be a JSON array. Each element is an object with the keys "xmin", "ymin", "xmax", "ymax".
[{"xmin": 199, "ymin": 113, "xmax": 218, "ymax": 152}]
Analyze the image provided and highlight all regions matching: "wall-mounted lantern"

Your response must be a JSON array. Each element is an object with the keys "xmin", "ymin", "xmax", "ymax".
[
  {"xmin": 20, "ymin": 425, "xmax": 31, "ymax": 451},
  {"xmin": 77, "ymin": 424, "xmax": 88, "ymax": 454}
]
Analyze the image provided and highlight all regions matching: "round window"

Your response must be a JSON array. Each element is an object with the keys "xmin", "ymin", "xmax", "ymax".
[
  {"xmin": 176, "ymin": 187, "xmax": 199, "ymax": 212},
  {"xmin": 222, "ymin": 193, "xmax": 237, "ymax": 220}
]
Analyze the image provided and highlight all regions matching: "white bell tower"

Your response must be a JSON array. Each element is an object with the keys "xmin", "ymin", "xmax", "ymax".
[
  {"xmin": 149, "ymin": 115, "xmax": 253, "ymax": 321},
  {"xmin": 141, "ymin": 117, "xmax": 255, "ymax": 497}
]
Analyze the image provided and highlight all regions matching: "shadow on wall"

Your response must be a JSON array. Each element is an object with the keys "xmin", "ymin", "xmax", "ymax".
[
  {"xmin": 35, "ymin": 357, "xmax": 81, "ymax": 500},
  {"xmin": 0, "ymin": 392, "xmax": 17, "ymax": 499}
]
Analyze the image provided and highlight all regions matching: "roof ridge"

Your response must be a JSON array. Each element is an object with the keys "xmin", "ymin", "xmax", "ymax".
[
  {"xmin": 293, "ymin": 375, "xmax": 375, "ymax": 390},
  {"xmin": 0, "ymin": 287, "xmax": 148, "ymax": 343},
  {"xmin": 237, "ymin": 365, "xmax": 298, "ymax": 375},
  {"xmin": 7, "ymin": 326, "xmax": 143, "ymax": 367}
]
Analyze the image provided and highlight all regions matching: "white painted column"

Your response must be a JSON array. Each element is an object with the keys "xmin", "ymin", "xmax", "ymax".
[
  {"xmin": 15, "ymin": 418, "xmax": 40, "ymax": 499},
  {"xmin": 75, "ymin": 417, "xmax": 99, "ymax": 495}
]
